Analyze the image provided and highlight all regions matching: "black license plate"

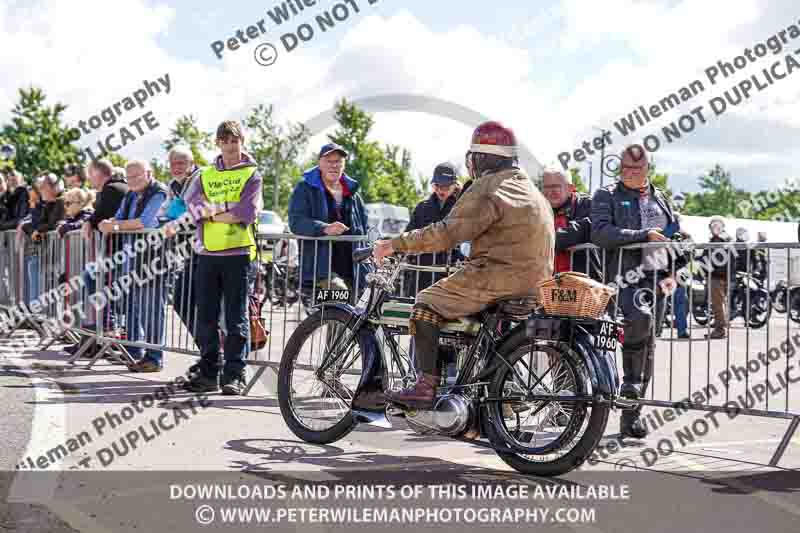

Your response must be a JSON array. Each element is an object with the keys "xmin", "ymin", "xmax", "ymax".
[
  {"xmin": 594, "ymin": 320, "xmax": 619, "ymax": 351},
  {"xmin": 315, "ymin": 289, "xmax": 351, "ymax": 302}
]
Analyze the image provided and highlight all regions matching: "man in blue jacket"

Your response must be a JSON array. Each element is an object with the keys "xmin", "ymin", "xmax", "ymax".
[{"xmin": 288, "ymin": 143, "xmax": 370, "ymax": 303}]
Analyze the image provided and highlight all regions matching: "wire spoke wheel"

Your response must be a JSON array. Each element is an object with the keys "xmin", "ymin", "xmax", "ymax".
[
  {"xmin": 278, "ymin": 308, "xmax": 364, "ymax": 443},
  {"xmin": 746, "ymin": 289, "xmax": 771, "ymax": 328},
  {"xmin": 485, "ymin": 336, "xmax": 609, "ymax": 476}
]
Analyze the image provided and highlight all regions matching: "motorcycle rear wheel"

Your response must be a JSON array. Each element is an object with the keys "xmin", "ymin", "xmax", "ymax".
[{"xmin": 483, "ymin": 332, "xmax": 609, "ymax": 476}]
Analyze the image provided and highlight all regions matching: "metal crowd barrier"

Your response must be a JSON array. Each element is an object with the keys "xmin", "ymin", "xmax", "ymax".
[
  {"xmin": 1, "ymin": 227, "xmax": 798, "ymax": 462},
  {"xmin": 570, "ymin": 240, "xmax": 799, "ymax": 465}
]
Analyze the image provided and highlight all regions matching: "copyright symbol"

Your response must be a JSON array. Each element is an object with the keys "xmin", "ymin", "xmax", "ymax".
[
  {"xmin": 195, "ymin": 505, "xmax": 215, "ymax": 525},
  {"xmin": 254, "ymin": 43, "xmax": 278, "ymax": 67},
  {"xmin": 633, "ymin": 288, "xmax": 655, "ymax": 312},
  {"xmin": 602, "ymin": 154, "xmax": 621, "ymax": 177},
  {"xmin": 615, "ymin": 458, "xmax": 637, "ymax": 470}
]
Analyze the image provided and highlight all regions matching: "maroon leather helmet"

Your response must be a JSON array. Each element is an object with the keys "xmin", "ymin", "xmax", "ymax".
[{"xmin": 469, "ymin": 121, "xmax": 518, "ymax": 158}]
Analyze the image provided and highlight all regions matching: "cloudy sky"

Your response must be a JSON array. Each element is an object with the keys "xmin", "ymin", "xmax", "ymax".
[{"xmin": 0, "ymin": 0, "xmax": 797, "ymax": 194}]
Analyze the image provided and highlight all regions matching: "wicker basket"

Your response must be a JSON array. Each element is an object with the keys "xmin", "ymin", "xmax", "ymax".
[{"xmin": 537, "ymin": 271, "xmax": 617, "ymax": 319}]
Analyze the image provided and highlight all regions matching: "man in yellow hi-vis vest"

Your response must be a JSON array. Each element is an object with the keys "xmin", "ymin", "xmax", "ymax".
[{"xmin": 183, "ymin": 120, "xmax": 263, "ymax": 395}]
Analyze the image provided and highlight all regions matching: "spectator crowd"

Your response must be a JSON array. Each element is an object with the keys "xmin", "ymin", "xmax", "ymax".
[{"xmin": 0, "ymin": 129, "xmax": 779, "ymax": 412}]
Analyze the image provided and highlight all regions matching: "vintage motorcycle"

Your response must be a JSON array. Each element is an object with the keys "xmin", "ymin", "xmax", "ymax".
[
  {"xmin": 771, "ymin": 280, "xmax": 800, "ymax": 323},
  {"xmin": 277, "ymin": 248, "xmax": 625, "ymax": 476}
]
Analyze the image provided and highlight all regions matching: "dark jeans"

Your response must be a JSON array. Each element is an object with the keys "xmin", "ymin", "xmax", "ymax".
[
  {"xmin": 24, "ymin": 255, "xmax": 40, "ymax": 306},
  {"xmin": 673, "ymin": 286, "xmax": 688, "ymax": 335},
  {"xmin": 172, "ymin": 255, "xmax": 198, "ymax": 341},
  {"xmin": 125, "ymin": 277, "xmax": 167, "ymax": 364},
  {"xmin": 195, "ymin": 254, "xmax": 250, "ymax": 378},
  {"xmin": 82, "ymin": 269, "xmax": 117, "ymax": 330}
]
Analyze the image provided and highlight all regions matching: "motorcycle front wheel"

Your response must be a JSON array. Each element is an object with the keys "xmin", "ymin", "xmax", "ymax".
[{"xmin": 278, "ymin": 308, "xmax": 365, "ymax": 444}]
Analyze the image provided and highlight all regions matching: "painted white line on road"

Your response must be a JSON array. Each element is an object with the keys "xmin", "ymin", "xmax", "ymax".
[{"xmin": 2, "ymin": 353, "xmax": 66, "ymax": 503}]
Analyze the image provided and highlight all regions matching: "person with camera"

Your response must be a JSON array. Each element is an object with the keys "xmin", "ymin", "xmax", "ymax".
[{"xmin": 591, "ymin": 144, "xmax": 682, "ymax": 439}]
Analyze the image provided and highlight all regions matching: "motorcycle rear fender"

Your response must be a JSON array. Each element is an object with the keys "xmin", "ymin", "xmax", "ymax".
[
  {"xmin": 476, "ymin": 320, "xmax": 614, "ymax": 395},
  {"xmin": 572, "ymin": 325, "xmax": 619, "ymax": 396}
]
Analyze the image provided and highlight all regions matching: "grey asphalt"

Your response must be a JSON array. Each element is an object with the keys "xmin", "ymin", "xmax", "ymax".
[
  {"xmin": 0, "ymin": 312, "xmax": 798, "ymax": 532},
  {"xmin": 0, "ymin": 365, "xmax": 35, "ymax": 471},
  {"xmin": 1, "ymin": 363, "xmax": 79, "ymax": 532}
]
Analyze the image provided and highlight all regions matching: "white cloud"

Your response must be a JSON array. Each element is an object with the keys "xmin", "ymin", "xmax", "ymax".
[{"xmin": 0, "ymin": 0, "xmax": 797, "ymax": 195}]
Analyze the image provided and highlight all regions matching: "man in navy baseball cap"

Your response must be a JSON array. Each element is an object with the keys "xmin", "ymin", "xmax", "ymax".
[
  {"xmin": 318, "ymin": 142, "xmax": 349, "ymax": 160},
  {"xmin": 430, "ymin": 162, "xmax": 457, "ymax": 203}
]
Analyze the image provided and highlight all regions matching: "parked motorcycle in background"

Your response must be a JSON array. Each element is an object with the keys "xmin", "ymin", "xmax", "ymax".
[{"xmin": 263, "ymin": 229, "xmax": 301, "ymax": 308}]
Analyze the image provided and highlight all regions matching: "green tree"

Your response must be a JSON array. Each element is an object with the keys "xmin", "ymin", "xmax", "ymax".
[
  {"xmin": 1, "ymin": 87, "xmax": 81, "ymax": 180},
  {"xmin": 682, "ymin": 164, "xmax": 750, "ymax": 217},
  {"xmin": 244, "ymin": 104, "xmax": 309, "ymax": 217},
  {"xmin": 107, "ymin": 152, "xmax": 127, "ymax": 169},
  {"xmin": 649, "ymin": 166, "xmax": 672, "ymax": 199},
  {"xmin": 0, "ymin": 136, "xmax": 15, "ymax": 174},
  {"xmin": 747, "ymin": 178, "xmax": 800, "ymax": 222},
  {"xmin": 162, "ymin": 114, "xmax": 213, "ymax": 167},
  {"xmin": 568, "ymin": 168, "xmax": 588, "ymax": 193},
  {"xmin": 327, "ymin": 99, "xmax": 420, "ymax": 209},
  {"xmin": 150, "ymin": 157, "xmax": 170, "ymax": 183}
]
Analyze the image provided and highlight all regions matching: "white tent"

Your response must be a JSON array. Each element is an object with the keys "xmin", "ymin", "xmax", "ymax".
[
  {"xmin": 679, "ymin": 215, "xmax": 798, "ymax": 244},
  {"xmin": 679, "ymin": 215, "xmax": 800, "ymax": 286}
]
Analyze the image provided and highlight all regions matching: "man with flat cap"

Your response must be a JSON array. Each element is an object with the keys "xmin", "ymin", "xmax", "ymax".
[{"xmin": 403, "ymin": 162, "xmax": 464, "ymax": 295}]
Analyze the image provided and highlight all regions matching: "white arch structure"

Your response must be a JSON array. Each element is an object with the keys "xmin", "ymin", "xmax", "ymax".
[{"xmin": 301, "ymin": 93, "xmax": 544, "ymax": 178}]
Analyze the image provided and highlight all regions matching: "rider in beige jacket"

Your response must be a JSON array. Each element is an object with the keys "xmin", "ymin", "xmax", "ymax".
[{"xmin": 373, "ymin": 121, "xmax": 554, "ymax": 407}]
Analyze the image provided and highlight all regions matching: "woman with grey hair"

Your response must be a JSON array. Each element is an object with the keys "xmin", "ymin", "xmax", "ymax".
[{"xmin": 157, "ymin": 145, "xmax": 196, "ymax": 225}]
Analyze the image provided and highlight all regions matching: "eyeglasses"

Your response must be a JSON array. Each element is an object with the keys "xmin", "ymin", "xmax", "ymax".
[{"xmin": 622, "ymin": 164, "xmax": 648, "ymax": 171}]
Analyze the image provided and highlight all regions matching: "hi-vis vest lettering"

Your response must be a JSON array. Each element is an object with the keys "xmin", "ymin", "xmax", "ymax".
[{"xmin": 200, "ymin": 166, "xmax": 256, "ymax": 252}]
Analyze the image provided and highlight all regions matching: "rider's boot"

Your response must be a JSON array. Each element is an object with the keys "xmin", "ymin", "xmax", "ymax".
[{"xmin": 387, "ymin": 317, "xmax": 441, "ymax": 409}]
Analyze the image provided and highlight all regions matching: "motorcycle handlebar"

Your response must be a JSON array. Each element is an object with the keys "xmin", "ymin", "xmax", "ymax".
[{"xmin": 352, "ymin": 246, "xmax": 373, "ymax": 264}]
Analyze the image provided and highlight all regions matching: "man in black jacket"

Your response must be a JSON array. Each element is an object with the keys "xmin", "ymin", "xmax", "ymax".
[
  {"xmin": 0, "ymin": 171, "xmax": 29, "ymax": 231},
  {"xmin": 82, "ymin": 159, "xmax": 128, "ymax": 240},
  {"xmin": 541, "ymin": 168, "xmax": 600, "ymax": 278},
  {"xmin": 403, "ymin": 162, "xmax": 463, "ymax": 295},
  {"xmin": 64, "ymin": 159, "xmax": 128, "ymax": 353},
  {"xmin": 592, "ymin": 145, "xmax": 682, "ymax": 439}
]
